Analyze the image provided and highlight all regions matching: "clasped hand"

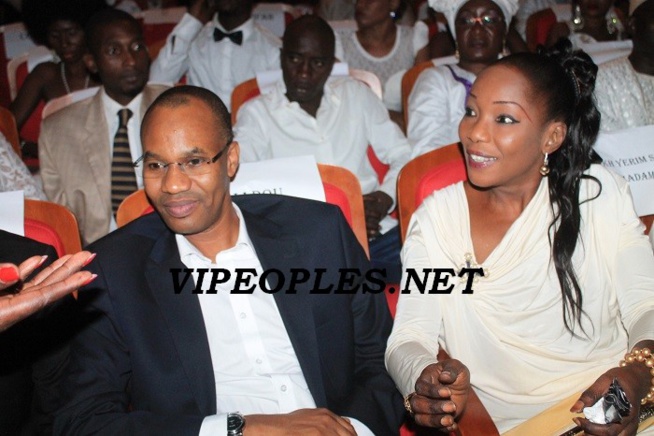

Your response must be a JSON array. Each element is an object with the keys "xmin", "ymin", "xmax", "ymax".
[
  {"xmin": 408, "ymin": 359, "xmax": 470, "ymax": 432},
  {"xmin": 570, "ymin": 363, "xmax": 651, "ymax": 436}
]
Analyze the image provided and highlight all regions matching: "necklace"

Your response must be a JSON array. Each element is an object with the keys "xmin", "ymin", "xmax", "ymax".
[{"xmin": 60, "ymin": 62, "xmax": 90, "ymax": 94}]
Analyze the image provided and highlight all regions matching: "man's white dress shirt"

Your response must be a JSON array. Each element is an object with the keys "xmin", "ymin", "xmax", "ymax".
[
  {"xmin": 235, "ymin": 77, "xmax": 412, "ymax": 232},
  {"xmin": 149, "ymin": 13, "xmax": 281, "ymax": 111},
  {"xmin": 176, "ymin": 205, "xmax": 373, "ymax": 436}
]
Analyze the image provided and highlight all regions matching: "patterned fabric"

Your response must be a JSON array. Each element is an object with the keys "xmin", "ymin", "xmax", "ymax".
[
  {"xmin": 595, "ymin": 56, "xmax": 654, "ymax": 132},
  {"xmin": 110, "ymin": 108, "xmax": 137, "ymax": 214},
  {"xmin": 338, "ymin": 24, "xmax": 422, "ymax": 87},
  {"xmin": 0, "ymin": 133, "xmax": 45, "ymax": 200}
]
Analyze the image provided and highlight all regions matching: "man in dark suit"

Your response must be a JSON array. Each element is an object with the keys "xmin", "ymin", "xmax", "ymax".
[{"xmin": 56, "ymin": 86, "xmax": 404, "ymax": 435}]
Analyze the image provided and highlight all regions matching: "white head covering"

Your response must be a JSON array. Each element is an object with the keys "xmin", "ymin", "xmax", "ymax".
[
  {"xmin": 629, "ymin": 0, "xmax": 648, "ymax": 14},
  {"xmin": 429, "ymin": 0, "xmax": 519, "ymax": 38}
]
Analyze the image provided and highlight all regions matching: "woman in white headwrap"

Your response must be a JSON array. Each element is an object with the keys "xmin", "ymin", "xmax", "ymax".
[{"xmin": 407, "ymin": 0, "xmax": 519, "ymax": 158}]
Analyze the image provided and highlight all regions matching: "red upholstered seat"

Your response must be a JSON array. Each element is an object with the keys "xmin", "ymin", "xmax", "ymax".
[
  {"xmin": 415, "ymin": 157, "xmax": 467, "ymax": 206},
  {"xmin": 24, "ymin": 218, "xmax": 66, "ymax": 257}
]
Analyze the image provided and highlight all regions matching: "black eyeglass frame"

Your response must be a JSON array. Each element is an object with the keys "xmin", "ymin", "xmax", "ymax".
[{"xmin": 132, "ymin": 135, "xmax": 234, "ymax": 175}]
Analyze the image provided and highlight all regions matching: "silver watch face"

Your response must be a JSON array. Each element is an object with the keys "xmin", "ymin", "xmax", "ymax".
[{"xmin": 227, "ymin": 413, "xmax": 245, "ymax": 432}]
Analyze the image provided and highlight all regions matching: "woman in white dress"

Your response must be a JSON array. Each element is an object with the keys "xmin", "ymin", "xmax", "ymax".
[{"xmin": 386, "ymin": 39, "xmax": 654, "ymax": 434}]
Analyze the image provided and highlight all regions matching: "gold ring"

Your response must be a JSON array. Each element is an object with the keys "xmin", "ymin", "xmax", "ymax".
[{"xmin": 404, "ymin": 392, "xmax": 416, "ymax": 415}]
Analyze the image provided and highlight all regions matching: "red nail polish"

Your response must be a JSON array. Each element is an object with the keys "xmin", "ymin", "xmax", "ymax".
[
  {"xmin": 82, "ymin": 253, "xmax": 97, "ymax": 267},
  {"xmin": 82, "ymin": 274, "xmax": 98, "ymax": 286},
  {"xmin": 0, "ymin": 267, "xmax": 19, "ymax": 282}
]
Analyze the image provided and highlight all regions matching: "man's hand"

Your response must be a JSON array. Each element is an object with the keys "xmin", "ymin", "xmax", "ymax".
[
  {"xmin": 188, "ymin": 0, "xmax": 217, "ymax": 24},
  {"xmin": 0, "ymin": 251, "xmax": 96, "ymax": 332},
  {"xmin": 408, "ymin": 359, "xmax": 470, "ymax": 432},
  {"xmin": 244, "ymin": 408, "xmax": 357, "ymax": 436},
  {"xmin": 570, "ymin": 345, "xmax": 653, "ymax": 436},
  {"xmin": 363, "ymin": 191, "xmax": 393, "ymax": 240}
]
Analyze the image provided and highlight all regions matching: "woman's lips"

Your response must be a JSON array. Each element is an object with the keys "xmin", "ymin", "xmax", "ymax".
[{"xmin": 466, "ymin": 151, "xmax": 497, "ymax": 168}]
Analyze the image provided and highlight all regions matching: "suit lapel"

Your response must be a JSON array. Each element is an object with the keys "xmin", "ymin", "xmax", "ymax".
[
  {"xmin": 241, "ymin": 210, "xmax": 328, "ymax": 407},
  {"xmin": 145, "ymin": 231, "xmax": 216, "ymax": 415},
  {"xmin": 80, "ymin": 90, "xmax": 112, "ymax": 217}
]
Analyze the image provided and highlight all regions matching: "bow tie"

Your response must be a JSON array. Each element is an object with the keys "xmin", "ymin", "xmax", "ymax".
[{"xmin": 213, "ymin": 28, "xmax": 243, "ymax": 45}]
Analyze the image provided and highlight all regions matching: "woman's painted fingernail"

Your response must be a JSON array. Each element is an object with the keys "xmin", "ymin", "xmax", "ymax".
[
  {"xmin": 0, "ymin": 266, "xmax": 19, "ymax": 283},
  {"xmin": 82, "ymin": 274, "xmax": 98, "ymax": 286},
  {"xmin": 37, "ymin": 255, "xmax": 48, "ymax": 267},
  {"xmin": 82, "ymin": 253, "xmax": 97, "ymax": 267}
]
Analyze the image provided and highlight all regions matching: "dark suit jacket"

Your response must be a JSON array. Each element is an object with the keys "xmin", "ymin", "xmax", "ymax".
[
  {"xmin": 0, "ymin": 230, "xmax": 76, "ymax": 435},
  {"xmin": 56, "ymin": 195, "xmax": 404, "ymax": 435}
]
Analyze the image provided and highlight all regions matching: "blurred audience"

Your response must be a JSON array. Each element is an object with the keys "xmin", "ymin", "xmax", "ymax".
[
  {"xmin": 10, "ymin": 0, "xmax": 106, "ymax": 132},
  {"xmin": 408, "ymin": 0, "xmax": 519, "ymax": 156},
  {"xmin": 150, "ymin": 0, "xmax": 280, "ymax": 112},
  {"xmin": 335, "ymin": 0, "xmax": 429, "ymax": 124},
  {"xmin": 39, "ymin": 8, "xmax": 168, "ymax": 245},
  {"xmin": 595, "ymin": 0, "xmax": 653, "ymax": 131},
  {"xmin": 547, "ymin": 0, "xmax": 627, "ymax": 47}
]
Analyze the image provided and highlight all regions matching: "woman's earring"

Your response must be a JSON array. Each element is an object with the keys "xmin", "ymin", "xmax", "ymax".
[
  {"xmin": 390, "ymin": 10, "xmax": 396, "ymax": 19},
  {"xmin": 572, "ymin": 4, "xmax": 584, "ymax": 31},
  {"xmin": 540, "ymin": 153, "xmax": 550, "ymax": 176},
  {"xmin": 455, "ymin": 47, "xmax": 460, "ymax": 60}
]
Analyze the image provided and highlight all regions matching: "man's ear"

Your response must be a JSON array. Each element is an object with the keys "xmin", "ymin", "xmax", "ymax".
[
  {"xmin": 83, "ymin": 53, "xmax": 98, "ymax": 74},
  {"xmin": 226, "ymin": 140, "xmax": 240, "ymax": 179},
  {"xmin": 542, "ymin": 121, "xmax": 567, "ymax": 155}
]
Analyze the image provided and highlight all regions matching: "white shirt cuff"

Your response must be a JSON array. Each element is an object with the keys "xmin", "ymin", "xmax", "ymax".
[{"xmin": 199, "ymin": 413, "xmax": 228, "ymax": 436}]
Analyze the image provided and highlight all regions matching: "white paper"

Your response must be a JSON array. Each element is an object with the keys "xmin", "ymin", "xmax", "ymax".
[
  {"xmin": 594, "ymin": 125, "xmax": 654, "ymax": 216},
  {"xmin": 253, "ymin": 3, "xmax": 293, "ymax": 37},
  {"xmin": 231, "ymin": 155, "xmax": 325, "ymax": 202},
  {"xmin": 2, "ymin": 22, "xmax": 37, "ymax": 60},
  {"xmin": 0, "ymin": 190, "xmax": 24, "ymax": 236}
]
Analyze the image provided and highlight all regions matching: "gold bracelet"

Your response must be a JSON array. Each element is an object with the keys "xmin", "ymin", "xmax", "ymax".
[
  {"xmin": 404, "ymin": 392, "xmax": 416, "ymax": 415},
  {"xmin": 618, "ymin": 347, "xmax": 654, "ymax": 405}
]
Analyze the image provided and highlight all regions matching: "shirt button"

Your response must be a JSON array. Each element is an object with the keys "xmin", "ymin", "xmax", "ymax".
[
  {"xmin": 256, "ymin": 358, "xmax": 262, "ymax": 364},
  {"xmin": 280, "ymin": 385, "xmax": 287, "ymax": 392},
  {"xmin": 239, "ymin": 312, "xmax": 246, "ymax": 319}
]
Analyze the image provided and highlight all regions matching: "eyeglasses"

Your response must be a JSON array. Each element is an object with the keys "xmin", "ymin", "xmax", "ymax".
[
  {"xmin": 455, "ymin": 14, "xmax": 504, "ymax": 27},
  {"xmin": 133, "ymin": 137, "xmax": 233, "ymax": 179}
]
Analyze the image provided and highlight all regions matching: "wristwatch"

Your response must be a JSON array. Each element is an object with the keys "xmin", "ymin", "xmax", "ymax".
[{"xmin": 227, "ymin": 412, "xmax": 245, "ymax": 436}]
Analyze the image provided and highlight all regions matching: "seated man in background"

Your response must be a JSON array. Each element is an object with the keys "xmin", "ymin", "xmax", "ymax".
[
  {"xmin": 150, "ymin": 0, "xmax": 280, "ymax": 112},
  {"xmin": 595, "ymin": 0, "xmax": 654, "ymax": 131},
  {"xmin": 39, "ymin": 8, "xmax": 169, "ymax": 245},
  {"xmin": 55, "ymin": 86, "xmax": 404, "ymax": 435},
  {"xmin": 235, "ymin": 15, "xmax": 412, "ymax": 283}
]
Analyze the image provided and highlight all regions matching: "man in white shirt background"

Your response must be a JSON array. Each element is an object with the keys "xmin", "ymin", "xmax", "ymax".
[
  {"xmin": 55, "ymin": 85, "xmax": 405, "ymax": 435},
  {"xmin": 235, "ymin": 15, "xmax": 412, "ymax": 284},
  {"xmin": 149, "ymin": 0, "xmax": 281, "ymax": 112}
]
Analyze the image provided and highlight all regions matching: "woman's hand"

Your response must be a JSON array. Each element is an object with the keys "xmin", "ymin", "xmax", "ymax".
[
  {"xmin": 407, "ymin": 359, "xmax": 470, "ymax": 431},
  {"xmin": 0, "ymin": 251, "xmax": 96, "ymax": 332},
  {"xmin": 571, "ymin": 344, "xmax": 653, "ymax": 436}
]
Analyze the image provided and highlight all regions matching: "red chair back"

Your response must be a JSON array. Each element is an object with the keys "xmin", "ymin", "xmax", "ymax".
[
  {"xmin": 526, "ymin": 8, "xmax": 557, "ymax": 51},
  {"xmin": 397, "ymin": 143, "xmax": 467, "ymax": 241},
  {"xmin": 415, "ymin": 157, "xmax": 467, "ymax": 206},
  {"xmin": 24, "ymin": 218, "xmax": 66, "ymax": 257}
]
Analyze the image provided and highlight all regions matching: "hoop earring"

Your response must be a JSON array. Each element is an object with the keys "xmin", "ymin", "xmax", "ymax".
[{"xmin": 540, "ymin": 153, "xmax": 550, "ymax": 176}]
